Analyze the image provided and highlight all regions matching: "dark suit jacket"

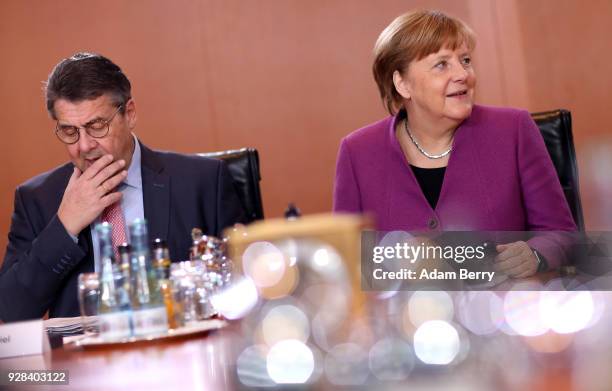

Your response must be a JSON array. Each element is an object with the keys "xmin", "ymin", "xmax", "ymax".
[{"xmin": 0, "ymin": 142, "xmax": 245, "ymax": 322}]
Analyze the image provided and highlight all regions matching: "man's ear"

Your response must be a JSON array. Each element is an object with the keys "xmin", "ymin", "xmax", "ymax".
[
  {"xmin": 125, "ymin": 99, "xmax": 137, "ymax": 130},
  {"xmin": 393, "ymin": 70, "xmax": 411, "ymax": 100}
]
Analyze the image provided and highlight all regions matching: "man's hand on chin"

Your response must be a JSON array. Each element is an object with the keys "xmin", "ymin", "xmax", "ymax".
[{"xmin": 57, "ymin": 154, "xmax": 127, "ymax": 237}]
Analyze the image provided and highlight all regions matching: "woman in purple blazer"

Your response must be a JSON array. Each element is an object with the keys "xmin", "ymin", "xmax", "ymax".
[{"xmin": 333, "ymin": 10, "xmax": 576, "ymax": 277}]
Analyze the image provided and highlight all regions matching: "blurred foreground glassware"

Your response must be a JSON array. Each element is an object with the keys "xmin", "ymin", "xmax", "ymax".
[
  {"xmin": 77, "ymin": 272, "xmax": 99, "ymax": 333},
  {"xmin": 128, "ymin": 219, "xmax": 168, "ymax": 336},
  {"xmin": 170, "ymin": 260, "xmax": 217, "ymax": 324},
  {"xmin": 190, "ymin": 231, "xmax": 233, "ymax": 283},
  {"xmin": 96, "ymin": 222, "xmax": 132, "ymax": 341},
  {"xmin": 152, "ymin": 238, "xmax": 178, "ymax": 328},
  {"xmin": 224, "ymin": 214, "xmax": 370, "ymax": 387},
  {"xmin": 182, "ymin": 231, "xmax": 234, "ymax": 323}
]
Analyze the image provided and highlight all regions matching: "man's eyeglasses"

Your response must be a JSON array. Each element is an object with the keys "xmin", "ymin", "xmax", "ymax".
[{"xmin": 55, "ymin": 104, "xmax": 123, "ymax": 145}]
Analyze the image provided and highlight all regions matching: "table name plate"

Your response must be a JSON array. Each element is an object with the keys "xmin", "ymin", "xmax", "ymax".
[{"xmin": 0, "ymin": 320, "xmax": 50, "ymax": 359}]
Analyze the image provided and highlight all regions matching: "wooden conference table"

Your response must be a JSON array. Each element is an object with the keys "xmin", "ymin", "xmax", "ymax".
[
  {"xmin": 1, "ymin": 320, "xmax": 241, "ymax": 391},
  {"xmin": 1, "ymin": 265, "xmax": 608, "ymax": 391}
]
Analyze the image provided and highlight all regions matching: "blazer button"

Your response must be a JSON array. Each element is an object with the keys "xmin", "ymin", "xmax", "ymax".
[{"xmin": 428, "ymin": 218, "xmax": 438, "ymax": 229}]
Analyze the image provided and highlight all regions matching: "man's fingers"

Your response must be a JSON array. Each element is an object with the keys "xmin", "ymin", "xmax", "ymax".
[
  {"xmin": 81, "ymin": 155, "xmax": 115, "ymax": 180},
  {"xmin": 66, "ymin": 166, "xmax": 81, "ymax": 187},
  {"xmin": 73, "ymin": 166, "xmax": 82, "ymax": 179},
  {"xmin": 97, "ymin": 170, "xmax": 127, "ymax": 196},
  {"xmin": 101, "ymin": 191, "xmax": 123, "ymax": 208},
  {"xmin": 92, "ymin": 159, "xmax": 126, "ymax": 187}
]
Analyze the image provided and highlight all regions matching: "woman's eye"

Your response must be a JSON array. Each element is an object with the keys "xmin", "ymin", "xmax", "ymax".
[
  {"xmin": 434, "ymin": 60, "xmax": 448, "ymax": 69},
  {"xmin": 461, "ymin": 57, "xmax": 472, "ymax": 66}
]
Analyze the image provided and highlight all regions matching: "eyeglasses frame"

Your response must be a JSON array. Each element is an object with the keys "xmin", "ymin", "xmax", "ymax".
[{"xmin": 54, "ymin": 104, "xmax": 124, "ymax": 145}]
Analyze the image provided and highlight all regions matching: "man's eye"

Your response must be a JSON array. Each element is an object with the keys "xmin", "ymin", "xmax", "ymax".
[
  {"xmin": 88, "ymin": 121, "xmax": 106, "ymax": 130},
  {"xmin": 60, "ymin": 127, "xmax": 78, "ymax": 135}
]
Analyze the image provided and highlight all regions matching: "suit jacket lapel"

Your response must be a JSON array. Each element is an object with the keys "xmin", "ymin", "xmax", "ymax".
[{"xmin": 140, "ymin": 142, "xmax": 170, "ymax": 241}]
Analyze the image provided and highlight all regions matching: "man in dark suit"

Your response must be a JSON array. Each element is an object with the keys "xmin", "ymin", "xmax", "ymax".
[{"xmin": 0, "ymin": 53, "xmax": 245, "ymax": 322}]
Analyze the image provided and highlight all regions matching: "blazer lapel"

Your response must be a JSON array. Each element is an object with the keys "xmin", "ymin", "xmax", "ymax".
[{"xmin": 140, "ymin": 142, "xmax": 170, "ymax": 241}]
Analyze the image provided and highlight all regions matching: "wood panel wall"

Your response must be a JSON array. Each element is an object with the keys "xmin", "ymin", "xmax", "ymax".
[{"xmin": 1, "ymin": 0, "xmax": 610, "ymax": 263}]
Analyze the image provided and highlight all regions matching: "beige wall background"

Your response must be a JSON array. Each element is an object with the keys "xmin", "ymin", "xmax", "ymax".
[{"xmin": 1, "ymin": 0, "xmax": 611, "ymax": 262}]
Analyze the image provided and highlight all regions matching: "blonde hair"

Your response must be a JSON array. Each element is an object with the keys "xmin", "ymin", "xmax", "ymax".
[{"xmin": 373, "ymin": 10, "xmax": 476, "ymax": 115}]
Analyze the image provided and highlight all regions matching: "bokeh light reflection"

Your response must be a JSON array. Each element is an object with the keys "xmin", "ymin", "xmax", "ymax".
[
  {"xmin": 378, "ymin": 231, "xmax": 414, "ymax": 249},
  {"xmin": 368, "ymin": 338, "xmax": 415, "ymax": 381},
  {"xmin": 210, "ymin": 276, "xmax": 258, "ymax": 320},
  {"xmin": 242, "ymin": 241, "xmax": 286, "ymax": 288},
  {"xmin": 456, "ymin": 291, "xmax": 504, "ymax": 335},
  {"xmin": 503, "ymin": 283, "xmax": 548, "ymax": 337},
  {"xmin": 413, "ymin": 320, "xmax": 460, "ymax": 365},
  {"xmin": 540, "ymin": 290, "xmax": 594, "ymax": 334},
  {"xmin": 523, "ymin": 331, "xmax": 575, "ymax": 353},
  {"xmin": 304, "ymin": 284, "xmax": 349, "ymax": 333},
  {"xmin": 585, "ymin": 290, "xmax": 606, "ymax": 329},
  {"xmin": 324, "ymin": 343, "xmax": 369, "ymax": 386},
  {"xmin": 266, "ymin": 339, "xmax": 315, "ymax": 384},
  {"xmin": 236, "ymin": 345, "xmax": 275, "ymax": 387},
  {"xmin": 407, "ymin": 291, "xmax": 454, "ymax": 327},
  {"xmin": 262, "ymin": 304, "xmax": 310, "ymax": 345},
  {"xmin": 313, "ymin": 248, "xmax": 331, "ymax": 267}
]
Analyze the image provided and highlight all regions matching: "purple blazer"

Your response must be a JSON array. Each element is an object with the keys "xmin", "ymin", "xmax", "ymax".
[{"xmin": 333, "ymin": 105, "xmax": 577, "ymax": 267}]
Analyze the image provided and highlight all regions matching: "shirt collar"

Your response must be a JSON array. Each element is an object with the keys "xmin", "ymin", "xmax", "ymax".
[{"xmin": 123, "ymin": 133, "xmax": 142, "ymax": 189}]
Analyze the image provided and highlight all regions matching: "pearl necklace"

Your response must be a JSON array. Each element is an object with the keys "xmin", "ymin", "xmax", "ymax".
[{"xmin": 404, "ymin": 119, "xmax": 452, "ymax": 159}]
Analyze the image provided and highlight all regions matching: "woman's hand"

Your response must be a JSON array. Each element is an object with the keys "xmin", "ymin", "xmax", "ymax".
[{"xmin": 494, "ymin": 241, "xmax": 538, "ymax": 278}]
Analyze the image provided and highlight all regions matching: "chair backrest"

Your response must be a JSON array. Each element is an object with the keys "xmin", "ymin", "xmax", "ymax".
[
  {"xmin": 198, "ymin": 148, "xmax": 264, "ymax": 223},
  {"xmin": 530, "ymin": 109, "xmax": 584, "ymax": 230}
]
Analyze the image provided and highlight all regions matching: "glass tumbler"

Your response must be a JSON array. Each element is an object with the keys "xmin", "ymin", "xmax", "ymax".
[{"xmin": 77, "ymin": 272, "xmax": 100, "ymax": 333}]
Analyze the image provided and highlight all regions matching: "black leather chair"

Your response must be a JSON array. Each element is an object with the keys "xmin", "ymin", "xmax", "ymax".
[
  {"xmin": 198, "ymin": 148, "xmax": 264, "ymax": 223},
  {"xmin": 530, "ymin": 109, "xmax": 584, "ymax": 230}
]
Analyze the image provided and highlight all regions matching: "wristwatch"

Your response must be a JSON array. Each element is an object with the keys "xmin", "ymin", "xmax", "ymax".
[{"xmin": 532, "ymin": 249, "xmax": 549, "ymax": 272}]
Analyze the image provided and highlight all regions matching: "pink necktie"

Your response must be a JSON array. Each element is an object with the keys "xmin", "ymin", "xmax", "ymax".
[{"xmin": 100, "ymin": 201, "xmax": 127, "ymax": 260}]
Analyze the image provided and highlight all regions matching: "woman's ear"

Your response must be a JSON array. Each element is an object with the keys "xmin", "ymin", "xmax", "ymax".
[{"xmin": 393, "ymin": 70, "xmax": 411, "ymax": 100}]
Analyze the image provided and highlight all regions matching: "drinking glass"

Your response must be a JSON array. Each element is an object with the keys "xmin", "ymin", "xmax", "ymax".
[
  {"xmin": 77, "ymin": 272, "xmax": 100, "ymax": 333},
  {"xmin": 170, "ymin": 261, "xmax": 218, "ymax": 324}
]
